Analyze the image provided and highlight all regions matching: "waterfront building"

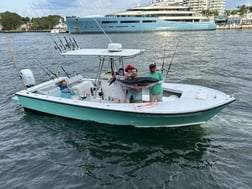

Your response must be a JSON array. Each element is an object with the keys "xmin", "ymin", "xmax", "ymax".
[{"xmin": 185, "ymin": 0, "xmax": 225, "ymax": 14}]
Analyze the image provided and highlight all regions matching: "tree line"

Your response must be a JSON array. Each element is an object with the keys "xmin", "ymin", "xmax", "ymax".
[
  {"xmin": 200, "ymin": 4, "xmax": 252, "ymax": 16},
  {"xmin": 225, "ymin": 5, "xmax": 252, "ymax": 16},
  {"xmin": 1, "ymin": 4, "xmax": 252, "ymax": 31},
  {"xmin": 0, "ymin": 11, "xmax": 63, "ymax": 31}
]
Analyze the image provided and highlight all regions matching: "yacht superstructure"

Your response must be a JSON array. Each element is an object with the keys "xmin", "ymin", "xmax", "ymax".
[{"xmin": 66, "ymin": 0, "xmax": 216, "ymax": 33}]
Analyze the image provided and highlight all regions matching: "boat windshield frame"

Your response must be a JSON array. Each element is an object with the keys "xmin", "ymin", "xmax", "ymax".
[
  {"xmin": 62, "ymin": 48, "xmax": 144, "ymax": 92},
  {"xmin": 62, "ymin": 48, "xmax": 144, "ymax": 58}
]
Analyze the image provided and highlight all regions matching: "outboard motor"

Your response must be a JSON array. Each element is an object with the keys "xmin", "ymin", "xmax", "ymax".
[{"xmin": 20, "ymin": 69, "xmax": 36, "ymax": 88}]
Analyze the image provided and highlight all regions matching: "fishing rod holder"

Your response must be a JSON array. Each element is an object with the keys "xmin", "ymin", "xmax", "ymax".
[{"xmin": 54, "ymin": 35, "xmax": 80, "ymax": 53}]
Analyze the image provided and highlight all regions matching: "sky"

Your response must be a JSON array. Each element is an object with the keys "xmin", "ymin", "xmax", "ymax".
[{"xmin": 0, "ymin": 0, "xmax": 251, "ymax": 18}]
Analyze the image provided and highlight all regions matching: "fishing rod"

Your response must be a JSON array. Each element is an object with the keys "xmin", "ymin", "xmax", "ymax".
[
  {"xmin": 40, "ymin": 4, "xmax": 68, "ymax": 52},
  {"xmin": 69, "ymin": 37, "xmax": 77, "ymax": 50},
  {"xmin": 31, "ymin": 2, "xmax": 80, "ymax": 54},
  {"xmin": 54, "ymin": 40, "xmax": 62, "ymax": 53},
  {"xmin": 110, "ymin": 58, "xmax": 115, "ymax": 76},
  {"xmin": 66, "ymin": 36, "xmax": 77, "ymax": 50},
  {"xmin": 161, "ymin": 34, "xmax": 169, "ymax": 75},
  {"xmin": 165, "ymin": 39, "xmax": 180, "ymax": 78},
  {"xmin": 5, "ymin": 38, "xmax": 27, "ymax": 89},
  {"xmin": 31, "ymin": 4, "xmax": 64, "ymax": 53},
  {"xmin": 64, "ymin": 36, "xmax": 72, "ymax": 50},
  {"xmin": 72, "ymin": 37, "xmax": 79, "ymax": 49},
  {"xmin": 61, "ymin": 66, "xmax": 70, "ymax": 78},
  {"xmin": 33, "ymin": 59, "xmax": 59, "ymax": 79},
  {"xmin": 54, "ymin": 33, "xmax": 79, "ymax": 52},
  {"xmin": 59, "ymin": 38, "xmax": 67, "ymax": 51},
  {"xmin": 35, "ymin": 61, "xmax": 51, "ymax": 78},
  {"xmin": 108, "ymin": 58, "xmax": 116, "ymax": 85},
  {"xmin": 47, "ymin": 1, "xmax": 80, "ymax": 52},
  {"xmin": 160, "ymin": 48, "xmax": 166, "ymax": 75}
]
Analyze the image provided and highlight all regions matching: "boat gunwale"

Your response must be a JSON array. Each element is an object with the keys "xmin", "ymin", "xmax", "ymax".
[{"xmin": 15, "ymin": 92, "xmax": 235, "ymax": 116}]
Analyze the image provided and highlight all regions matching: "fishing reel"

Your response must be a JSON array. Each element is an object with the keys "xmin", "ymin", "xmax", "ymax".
[{"xmin": 98, "ymin": 91, "xmax": 104, "ymax": 100}]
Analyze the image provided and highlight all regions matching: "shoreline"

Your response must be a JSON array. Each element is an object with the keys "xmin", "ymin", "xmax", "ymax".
[
  {"xmin": 1, "ymin": 25, "xmax": 252, "ymax": 33},
  {"xmin": 0, "ymin": 29, "xmax": 51, "ymax": 33}
]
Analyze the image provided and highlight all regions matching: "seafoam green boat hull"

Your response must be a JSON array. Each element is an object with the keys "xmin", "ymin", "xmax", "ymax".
[{"xmin": 15, "ymin": 95, "xmax": 231, "ymax": 127}]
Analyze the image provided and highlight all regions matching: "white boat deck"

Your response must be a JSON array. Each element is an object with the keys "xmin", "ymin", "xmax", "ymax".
[{"xmin": 16, "ymin": 75, "xmax": 234, "ymax": 115}]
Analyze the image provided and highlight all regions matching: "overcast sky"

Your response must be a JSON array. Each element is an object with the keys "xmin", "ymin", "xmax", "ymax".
[{"xmin": 0, "ymin": 0, "xmax": 251, "ymax": 18}]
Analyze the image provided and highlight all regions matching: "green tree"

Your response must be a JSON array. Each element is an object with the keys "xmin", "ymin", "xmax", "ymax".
[
  {"xmin": 22, "ymin": 16, "xmax": 30, "ymax": 23},
  {"xmin": 30, "ymin": 15, "xmax": 63, "ymax": 30},
  {"xmin": 201, "ymin": 9, "xmax": 219, "ymax": 16},
  {"xmin": 0, "ymin": 11, "xmax": 23, "ymax": 30},
  {"xmin": 225, "ymin": 4, "xmax": 252, "ymax": 16},
  {"xmin": 249, "ymin": 6, "xmax": 252, "ymax": 12},
  {"xmin": 238, "ymin": 5, "xmax": 247, "ymax": 15}
]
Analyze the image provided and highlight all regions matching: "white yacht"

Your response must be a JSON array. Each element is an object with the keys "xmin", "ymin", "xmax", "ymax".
[{"xmin": 66, "ymin": 0, "xmax": 216, "ymax": 33}]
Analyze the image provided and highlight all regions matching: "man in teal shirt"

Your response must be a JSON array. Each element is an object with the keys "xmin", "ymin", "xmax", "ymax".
[{"xmin": 147, "ymin": 63, "xmax": 163, "ymax": 102}]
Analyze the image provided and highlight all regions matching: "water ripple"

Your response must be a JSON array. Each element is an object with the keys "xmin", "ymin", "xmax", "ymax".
[{"xmin": 0, "ymin": 31, "xmax": 252, "ymax": 188}]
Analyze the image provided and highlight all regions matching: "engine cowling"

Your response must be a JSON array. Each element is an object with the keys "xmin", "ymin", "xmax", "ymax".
[{"xmin": 20, "ymin": 69, "xmax": 36, "ymax": 88}]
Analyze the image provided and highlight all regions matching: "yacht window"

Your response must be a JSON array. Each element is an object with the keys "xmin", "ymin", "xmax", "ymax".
[
  {"xmin": 102, "ymin": 21, "xmax": 118, "ymax": 24},
  {"xmin": 120, "ymin": 20, "xmax": 140, "ymax": 23},
  {"xmin": 142, "ymin": 20, "xmax": 156, "ymax": 23}
]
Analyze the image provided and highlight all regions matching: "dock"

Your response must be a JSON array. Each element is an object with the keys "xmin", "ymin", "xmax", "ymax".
[{"xmin": 217, "ymin": 24, "xmax": 252, "ymax": 30}]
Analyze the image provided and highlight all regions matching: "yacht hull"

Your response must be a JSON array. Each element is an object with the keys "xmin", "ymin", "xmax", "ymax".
[{"xmin": 66, "ymin": 17, "xmax": 216, "ymax": 33}]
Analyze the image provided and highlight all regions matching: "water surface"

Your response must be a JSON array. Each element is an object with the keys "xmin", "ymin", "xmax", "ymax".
[{"xmin": 0, "ymin": 30, "xmax": 251, "ymax": 188}]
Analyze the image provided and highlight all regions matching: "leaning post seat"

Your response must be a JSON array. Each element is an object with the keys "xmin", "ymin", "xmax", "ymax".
[
  {"xmin": 71, "ymin": 80, "xmax": 94, "ymax": 99},
  {"xmin": 66, "ymin": 74, "xmax": 83, "ymax": 85}
]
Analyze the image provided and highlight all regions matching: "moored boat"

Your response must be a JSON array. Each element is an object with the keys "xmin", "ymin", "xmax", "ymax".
[{"xmin": 50, "ymin": 19, "xmax": 68, "ymax": 33}]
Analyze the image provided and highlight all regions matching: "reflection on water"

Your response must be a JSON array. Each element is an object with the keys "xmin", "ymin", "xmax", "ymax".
[{"xmin": 20, "ymin": 111, "xmax": 212, "ymax": 187}]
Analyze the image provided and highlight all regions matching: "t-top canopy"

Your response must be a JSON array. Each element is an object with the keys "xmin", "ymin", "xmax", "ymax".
[{"xmin": 62, "ymin": 48, "xmax": 144, "ymax": 58}]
